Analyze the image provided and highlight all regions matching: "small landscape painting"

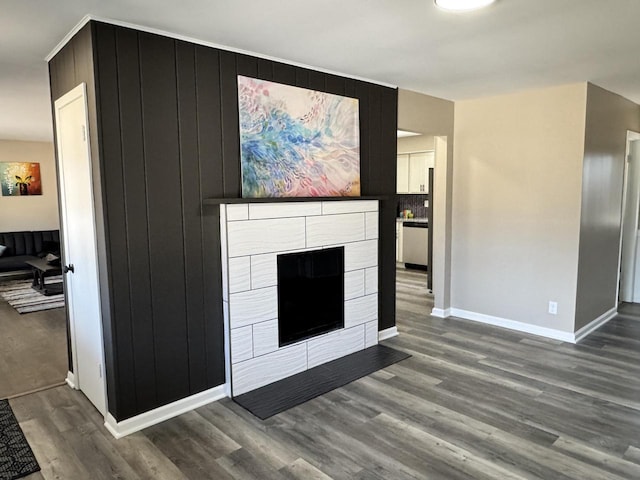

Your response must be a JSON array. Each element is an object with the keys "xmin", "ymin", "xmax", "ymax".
[
  {"xmin": 237, "ymin": 75, "xmax": 360, "ymax": 198},
  {"xmin": 0, "ymin": 162, "xmax": 42, "ymax": 196}
]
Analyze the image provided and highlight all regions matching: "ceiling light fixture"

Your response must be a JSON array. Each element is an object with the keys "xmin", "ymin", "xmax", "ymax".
[{"xmin": 434, "ymin": 0, "xmax": 496, "ymax": 11}]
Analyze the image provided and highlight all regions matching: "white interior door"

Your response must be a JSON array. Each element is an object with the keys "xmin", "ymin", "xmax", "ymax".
[
  {"xmin": 54, "ymin": 84, "xmax": 107, "ymax": 416},
  {"xmin": 620, "ymin": 138, "xmax": 640, "ymax": 302}
]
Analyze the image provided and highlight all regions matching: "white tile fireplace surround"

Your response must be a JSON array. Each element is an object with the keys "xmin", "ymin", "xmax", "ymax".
[{"xmin": 220, "ymin": 200, "xmax": 379, "ymax": 396}]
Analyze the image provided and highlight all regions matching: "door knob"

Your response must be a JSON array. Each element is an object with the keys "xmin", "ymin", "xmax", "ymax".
[{"xmin": 64, "ymin": 264, "xmax": 75, "ymax": 274}]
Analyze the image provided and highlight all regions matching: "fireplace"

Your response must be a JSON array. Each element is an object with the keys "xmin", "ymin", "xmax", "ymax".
[
  {"xmin": 219, "ymin": 200, "xmax": 379, "ymax": 396},
  {"xmin": 278, "ymin": 247, "xmax": 345, "ymax": 347}
]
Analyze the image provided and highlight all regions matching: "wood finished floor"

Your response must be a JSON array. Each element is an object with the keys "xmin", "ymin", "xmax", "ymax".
[
  {"xmin": 0, "ymin": 296, "xmax": 67, "ymax": 399},
  {"xmin": 10, "ymin": 268, "xmax": 640, "ymax": 479}
]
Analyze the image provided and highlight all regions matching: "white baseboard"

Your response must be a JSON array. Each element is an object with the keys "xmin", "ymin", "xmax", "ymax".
[
  {"xmin": 104, "ymin": 384, "xmax": 227, "ymax": 439},
  {"xmin": 65, "ymin": 371, "xmax": 77, "ymax": 389},
  {"xmin": 449, "ymin": 308, "xmax": 576, "ymax": 343},
  {"xmin": 431, "ymin": 308, "xmax": 451, "ymax": 318},
  {"xmin": 450, "ymin": 307, "xmax": 618, "ymax": 344},
  {"xmin": 574, "ymin": 307, "xmax": 617, "ymax": 343},
  {"xmin": 378, "ymin": 326, "xmax": 398, "ymax": 341}
]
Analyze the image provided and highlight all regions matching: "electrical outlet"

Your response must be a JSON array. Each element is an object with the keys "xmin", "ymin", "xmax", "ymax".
[
  {"xmin": 424, "ymin": 200, "xmax": 429, "ymax": 207},
  {"xmin": 548, "ymin": 301, "xmax": 558, "ymax": 315}
]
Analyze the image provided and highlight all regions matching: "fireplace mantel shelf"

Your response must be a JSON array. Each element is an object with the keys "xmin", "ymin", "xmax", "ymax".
[{"xmin": 203, "ymin": 195, "xmax": 390, "ymax": 205}]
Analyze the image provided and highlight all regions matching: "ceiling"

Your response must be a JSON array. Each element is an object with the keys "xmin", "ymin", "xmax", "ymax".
[{"xmin": 3, "ymin": 0, "xmax": 640, "ymax": 142}]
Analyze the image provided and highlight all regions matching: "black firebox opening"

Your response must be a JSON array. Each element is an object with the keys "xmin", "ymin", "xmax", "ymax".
[{"xmin": 277, "ymin": 247, "xmax": 344, "ymax": 347}]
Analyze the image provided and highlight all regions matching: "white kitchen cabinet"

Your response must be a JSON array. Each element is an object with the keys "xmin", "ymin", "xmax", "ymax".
[
  {"xmin": 396, "ymin": 154, "xmax": 409, "ymax": 193},
  {"xmin": 397, "ymin": 151, "xmax": 434, "ymax": 194},
  {"xmin": 409, "ymin": 153, "xmax": 427, "ymax": 193}
]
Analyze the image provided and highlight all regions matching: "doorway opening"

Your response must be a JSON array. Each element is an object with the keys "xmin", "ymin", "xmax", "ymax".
[
  {"xmin": 617, "ymin": 131, "xmax": 640, "ymax": 309},
  {"xmin": 0, "ymin": 148, "xmax": 68, "ymax": 400},
  {"xmin": 395, "ymin": 133, "xmax": 440, "ymax": 316}
]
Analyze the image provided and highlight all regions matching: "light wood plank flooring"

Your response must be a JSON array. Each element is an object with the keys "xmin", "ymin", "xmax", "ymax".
[
  {"xmin": 0, "ymin": 297, "xmax": 67, "ymax": 399},
  {"xmin": 10, "ymin": 270, "xmax": 640, "ymax": 479}
]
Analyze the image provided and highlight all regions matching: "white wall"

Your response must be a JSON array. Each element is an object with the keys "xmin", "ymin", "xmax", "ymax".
[
  {"xmin": 451, "ymin": 84, "xmax": 587, "ymax": 334},
  {"xmin": 0, "ymin": 140, "xmax": 59, "ymax": 231},
  {"xmin": 397, "ymin": 135, "xmax": 435, "ymax": 154}
]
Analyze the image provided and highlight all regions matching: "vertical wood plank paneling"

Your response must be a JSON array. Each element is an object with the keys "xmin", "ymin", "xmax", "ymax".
[
  {"xmin": 73, "ymin": 27, "xmax": 104, "ymax": 250},
  {"xmin": 354, "ymin": 81, "xmax": 370, "ymax": 193},
  {"xmin": 378, "ymin": 87, "xmax": 399, "ymax": 330},
  {"xmin": 308, "ymin": 70, "xmax": 325, "ymax": 91},
  {"xmin": 257, "ymin": 58, "xmax": 273, "ymax": 81},
  {"xmin": 344, "ymin": 78, "xmax": 356, "ymax": 99},
  {"xmin": 56, "ymin": 45, "xmax": 76, "ymax": 93},
  {"xmin": 72, "ymin": 27, "xmax": 93, "ymax": 94},
  {"xmin": 176, "ymin": 40, "xmax": 208, "ymax": 393},
  {"xmin": 84, "ymin": 24, "xmax": 120, "ymax": 419},
  {"xmin": 48, "ymin": 57, "xmax": 60, "ymax": 102},
  {"xmin": 115, "ymin": 27, "xmax": 157, "ymax": 410},
  {"xmin": 54, "ymin": 20, "xmax": 398, "ymax": 422},
  {"xmin": 49, "ymin": 54, "xmax": 62, "ymax": 97},
  {"xmin": 325, "ymin": 74, "xmax": 346, "ymax": 96},
  {"xmin": 195, "ymin": 46, "xmax": 223, "ymax": 198},
  {"xmin": 138, "ymin": 32, "xmax": 190, "ymax": 405},
  {"xmin": 236, "ymin": 54, "xmax": 258, "ymax": 78},
  {"xmin": 93, "ymin": 23, "xmax": 137, "ymax": 419},
  {"xmin": 367, "ymin": 86, "xmax": 383, "ymax": 194},
  {"xmin": 295, "ymin": 69, "xmax": 309, "ymax": 89},
  {"xmin": 194, "ymin": 45, "xmax": 226, "ymax": 387},
  {"xmin": 378, "ymin": 206, "xmax": 395, "ymax": 330},
  {"xmin": 204, "ymin": 207, "xmax": 226, "ymax": 387},
  {"xmin": 219, "ymin": 51, "xmax": 240, "ymax": 197},
  {"xmin": 271, "ymin": 62, "xmax": 296, "ymax": 85},
  {"xmin": 217, "ymin": 51, "xmax": 241, "ymax": 381}
]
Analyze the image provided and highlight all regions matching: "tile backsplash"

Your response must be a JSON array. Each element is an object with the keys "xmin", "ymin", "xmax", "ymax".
[{"xmin": 397, "ymin": 194, "xmax": 429, "ymax": 219}]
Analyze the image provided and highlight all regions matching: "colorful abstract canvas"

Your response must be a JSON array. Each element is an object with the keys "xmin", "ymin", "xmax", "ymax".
[
  {"xmin": 238, "ymin": 75, "xmax": 360, "ymax": 198},
  {"xmin": 0, "ymin": 162, "xmax": 42, "ymax": 196}
]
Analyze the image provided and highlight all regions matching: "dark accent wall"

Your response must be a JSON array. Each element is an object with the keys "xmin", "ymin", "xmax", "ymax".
[{"xmin": 49, "ymin": 20, "xmax": 398, "ymax": 421}]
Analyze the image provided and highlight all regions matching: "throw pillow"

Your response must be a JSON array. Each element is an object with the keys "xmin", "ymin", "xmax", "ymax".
[
  {"xmin": 45, "ymin": 253, "xmax": 61, "ymax": 266},
  {"xmin": 0, "ymin": 245, "xmax": 6, "ymax": 257}
]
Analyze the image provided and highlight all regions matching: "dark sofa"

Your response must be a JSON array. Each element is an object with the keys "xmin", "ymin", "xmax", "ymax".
[{"xmin": 0, "ymin": 230, "xmax": 60, "ymax": 274}]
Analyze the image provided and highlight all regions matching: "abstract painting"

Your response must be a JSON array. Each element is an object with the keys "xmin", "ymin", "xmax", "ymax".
[
  {"xmin": 0, "ymin": 162, "xmax": 42, "ymax": 196},
  {"xmin": 238, "ymin": 75, "xmax": 360, "ymax": 198}
]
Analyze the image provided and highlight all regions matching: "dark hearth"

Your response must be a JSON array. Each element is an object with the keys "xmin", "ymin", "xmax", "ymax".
[{"xmin": 233, "ymin": 345, "xmax": 410, "ymax": 419}]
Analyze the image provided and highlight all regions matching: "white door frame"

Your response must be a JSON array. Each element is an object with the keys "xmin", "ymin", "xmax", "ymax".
[
  {"xmin": 54, "ymin": 83, "xmax": 108, "ymax": 416},
  {"xmin": 431, "ymin": 135, "xmax": 450, "ymax": 317},
  {"xmin": 616, "ymin": 130, "xmax": 640, "ymax": 305}
]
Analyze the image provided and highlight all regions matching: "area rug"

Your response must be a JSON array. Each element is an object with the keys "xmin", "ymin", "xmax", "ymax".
[
  {"xmin": 0, "ymin": 276, "xmax": 64, "ymax": 314},
  {"xmin": 0, "ymin": 399, "xmax": 40, "ymax": 480}
]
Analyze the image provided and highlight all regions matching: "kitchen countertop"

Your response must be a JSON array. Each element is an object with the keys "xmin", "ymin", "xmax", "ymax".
[{"xmin": 397, "ymin": 217, "xmax": 429, "ymax": 223}]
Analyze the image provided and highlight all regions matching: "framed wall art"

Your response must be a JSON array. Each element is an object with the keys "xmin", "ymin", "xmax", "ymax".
[
  {"xmin": 238, "ymin": 75, "xmax": 360, "ymax": 198},
  {"xmin": 0, "ymin": 162, "xmax": 42, "ymax": 196}
]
